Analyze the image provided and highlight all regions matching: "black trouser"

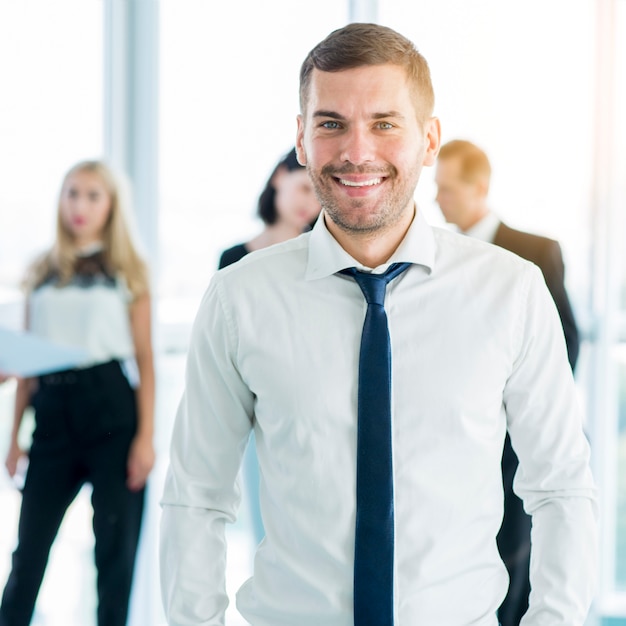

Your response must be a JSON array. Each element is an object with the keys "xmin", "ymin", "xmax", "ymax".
[
  {"xmin": 0, "ymin": 360, "xmax": 145, "ymax": 626},
  {"xmin": 497, "ymin": 434, "xmax": 531, "ymax": 626}
]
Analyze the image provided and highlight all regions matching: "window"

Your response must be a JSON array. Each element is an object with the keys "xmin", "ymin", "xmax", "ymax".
[
  {"xmin": 0, "ymin": 0, "xmax": 103, "ymax": 296},
  {"xmin": 380, "ymin": 0, "xmax": 594, "ymax": 320},
  {"xmin": 0, "ymin": 2, "xmax": 103, "ymax": 620},
  {"xmin": 596, "ymin": 0, "xmax": 626, "ymax": 612},
  {"xmin": 158, "ymin": 1, "xmax": 348, "ymax": 330}
]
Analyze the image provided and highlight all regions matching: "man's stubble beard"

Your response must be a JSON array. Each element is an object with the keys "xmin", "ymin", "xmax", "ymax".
[{"xmin": 307, "ymin": 162, "xmax": 420, "ymax": 235}]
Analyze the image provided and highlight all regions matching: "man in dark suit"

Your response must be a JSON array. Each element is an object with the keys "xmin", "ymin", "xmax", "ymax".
[{"xmin": 435, "ymin": 139, "xmax": 580, "ymax": 626}]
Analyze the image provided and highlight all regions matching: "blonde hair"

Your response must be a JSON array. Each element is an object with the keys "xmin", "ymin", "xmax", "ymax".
[
  {"xmin": 438, "ymin": 140, "xmax": 492, "ymax": 186},
  {"xmin": 25, "ymin": 160, "xmax": 150, "ymax": 299}
]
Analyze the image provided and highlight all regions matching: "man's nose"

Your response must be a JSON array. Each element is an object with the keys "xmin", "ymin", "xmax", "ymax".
[{"xmin": 339, "ymin": 127, "xmax": 376, "ymax": 165}]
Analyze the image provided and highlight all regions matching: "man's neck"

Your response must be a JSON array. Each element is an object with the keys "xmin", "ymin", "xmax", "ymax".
[
  {"xmin": 459, "ymin": 204, "xmax": 489, "ymax": 233},
  {"xmin": 324, "ymin": 206, "xmax": 415, "ymax": 268}
]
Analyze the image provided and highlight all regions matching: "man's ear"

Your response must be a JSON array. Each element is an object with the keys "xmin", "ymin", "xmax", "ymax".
[
  {"xmin": 296, "ymin": 114, "xmax": 307, "ymax": 166},
  {"xmin": 475, "ymin": 177, "xmax": 490, "ymax": 200},
  {"xmin": 422, "ymin": 117, "xmax": 441, "ymax": 167}
]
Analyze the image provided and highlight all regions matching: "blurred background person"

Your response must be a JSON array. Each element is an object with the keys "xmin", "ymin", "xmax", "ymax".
[
  {"xmin": 218, "ymin": 147, "xmax": 321, "ymax": 546},
  {"xmin": 0, "ymin": 160, "xmax": 155, "ymax": 626},
  {"xmin": 219, "ymin": 147, "xmax": 321, "ymax": 269},
  {"xmin": 435, "ymin": 139, "xmax": 579, "ymax": 626},
  {"xmin": 435, "ymin": 139, "xmax": 578, "ymax": 367}
]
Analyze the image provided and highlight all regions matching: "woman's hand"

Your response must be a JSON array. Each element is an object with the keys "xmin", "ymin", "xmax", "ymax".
[
  {"xmin": 127, "ymin": 293, "xmax": 155, "ymax": 492},
  {"xmin": 5, "ymin": 440, "xmax": 25, "ymax": 478},
  {"xmin": 126, "ymin": 434, "xmax": 155, "ymax": 492}
]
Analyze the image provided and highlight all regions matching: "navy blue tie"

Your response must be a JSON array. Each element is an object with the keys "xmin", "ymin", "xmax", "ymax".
[{"xmin": 342, "ymin": 262, "xmax": 412, "ymax": 626}]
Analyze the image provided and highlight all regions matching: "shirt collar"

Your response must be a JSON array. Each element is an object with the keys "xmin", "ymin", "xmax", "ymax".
[
  {"xmin": 305, "ymin": 207, "xmax": 436, "ymax": 280},
  {"xmin": 463, "ymin": 211, "xmax": 501, "ymax": 243}
]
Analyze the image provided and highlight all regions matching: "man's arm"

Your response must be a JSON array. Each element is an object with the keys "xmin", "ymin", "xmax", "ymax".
[
  {"xmin": 503, "ymin": 263, "xmax": 597, "ymax": 625},
  {"xmin": 160, "ymin": 276, "xmax": 255, "ymax": 625}
]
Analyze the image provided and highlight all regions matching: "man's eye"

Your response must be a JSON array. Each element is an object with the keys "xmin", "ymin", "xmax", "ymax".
[
  {"xmin": 322, "ymin": 121, "xmax": 340, "ymax": 129},
  {"xmin": 378, "ymin": 121, "xmax": 393, "ymax": 130}
]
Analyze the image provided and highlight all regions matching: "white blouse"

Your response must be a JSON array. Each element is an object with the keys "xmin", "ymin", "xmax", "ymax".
[{"xmin": 28, "ymin": 250, "xmax": 135, "ymax": 369}]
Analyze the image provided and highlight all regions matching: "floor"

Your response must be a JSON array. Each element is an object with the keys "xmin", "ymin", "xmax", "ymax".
[{"xmin": 0, "ymin": 352, "xmax": 256, "ymax": 626}]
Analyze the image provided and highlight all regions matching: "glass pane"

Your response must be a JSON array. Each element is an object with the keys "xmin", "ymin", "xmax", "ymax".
[
  {"xmin": 617, "ymin": 355, "xmax": 626, "ymax": 590},
  {"xmin": 0, "ymin": 0, "xmax": 103, "ymax": 298},
  {"xmin": 159, "ymin": 1, "xmax": 348, "ymax": 321},
  {"xmin": 611, "ymin": 0, "xmax": 626, "ymax": 598},
  {"xmin": 378, "ymin": 0, "xmax": 594, "ymax": 319},
  {"xmin": 616, "ymin": 0, "xmax": 626, "ymax": 312},
  {"xmin": 0, "ymin": 1, "xmax": 103, "ymax": 622}
]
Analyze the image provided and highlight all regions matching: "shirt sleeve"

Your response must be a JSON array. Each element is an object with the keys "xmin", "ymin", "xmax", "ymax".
[
  {"xmin": 503, "ymin": 263, "xmax": 598, "ymax": 625},
  {"xmin": 159, "ymin": 274, "xmax": 255, "ymax": 625}
]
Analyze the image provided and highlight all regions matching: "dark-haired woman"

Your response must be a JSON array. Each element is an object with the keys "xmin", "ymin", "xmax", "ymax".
[{"xmin": 218, "ymin": 147, "xmax": 321, "ymax": 269}]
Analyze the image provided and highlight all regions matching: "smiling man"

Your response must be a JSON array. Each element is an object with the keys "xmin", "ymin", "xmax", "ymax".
[{"xmin": 160, "ymin": 23, "xmax": 597, "ymax": 626}]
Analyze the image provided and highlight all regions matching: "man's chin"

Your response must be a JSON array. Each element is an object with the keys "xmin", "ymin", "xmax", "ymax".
[{"xmin": 325, "ymin": 210, "xmax": 387, "ymax": 234}]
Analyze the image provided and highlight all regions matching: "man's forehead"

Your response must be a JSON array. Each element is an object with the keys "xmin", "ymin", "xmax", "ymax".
[
  {"xmin": 309, "ymin": 63, "xmax": 409, "ymax": 85},
  {"xmin": 305, "ymin": 64, "xmax": 413, "ymax": 113}
]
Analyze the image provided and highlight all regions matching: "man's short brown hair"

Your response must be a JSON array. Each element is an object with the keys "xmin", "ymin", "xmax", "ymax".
[
  {"xmin": 299, "ymin": 23, "xmax": 435, "ymax": 124},
  {"xmin": 438, "ymin": 140, "xmax": 492, "ymax": 185}
]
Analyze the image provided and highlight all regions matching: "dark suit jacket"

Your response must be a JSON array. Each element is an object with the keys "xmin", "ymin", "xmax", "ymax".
[
  {"xmin": 493, "ymin": 222, "xmax": 579, "ymax": 369},
  {"xmin": 492, "ymin": 221, "xmax": 580, "ymax": 625}
]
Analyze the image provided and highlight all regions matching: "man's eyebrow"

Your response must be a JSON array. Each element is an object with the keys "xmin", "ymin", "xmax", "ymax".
[
  {"xmin": 312, "ymin": 110, "xmax": 406, "ymax": 120},
  {"xmin": 312, "ymin": 110, "xmax": 345, "ymax": 120},
  {"xmin": 372, "ymin": 111, "xmax": 405, "ymax": 120}
]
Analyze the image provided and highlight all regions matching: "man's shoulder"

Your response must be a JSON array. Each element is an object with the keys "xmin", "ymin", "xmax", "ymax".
[
  {"xmin": 433, "ymin": 223, "xmax": 533, "ymax": 270},
  {"xmin": 215, "ymin": 233, "xmax": 310, "ymax": 284},
  {"xmin": 429, "ymin": 225, "xmax": 544, "ymax": 313}
]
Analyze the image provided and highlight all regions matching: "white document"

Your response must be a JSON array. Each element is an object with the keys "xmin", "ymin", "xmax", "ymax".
[{"xmin": 0, "ymin": 327, "xmax": 88, "ymax": 377}]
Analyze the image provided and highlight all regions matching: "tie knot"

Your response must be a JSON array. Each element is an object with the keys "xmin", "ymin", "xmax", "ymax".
[
  {"xmin": 342, "ymin": 262, "xmax": 411, "ymax": 306},
  {"xmin": 352, "ymin": 272, "xmax": 388, "ymax": 306}
]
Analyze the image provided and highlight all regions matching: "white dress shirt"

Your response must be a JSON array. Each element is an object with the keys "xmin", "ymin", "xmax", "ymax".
[{"xmin": 160, "ymin": 209, "xmax": 597, "ymax": 626}]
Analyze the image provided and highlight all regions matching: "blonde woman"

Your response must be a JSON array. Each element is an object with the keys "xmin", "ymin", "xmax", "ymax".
[{"xmin": 0, "ymin": 160, "xmax": 155, "ymax": 626}]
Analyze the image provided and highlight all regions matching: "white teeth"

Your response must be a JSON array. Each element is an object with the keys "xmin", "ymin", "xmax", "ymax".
[{"xmin": 339, "ymin": 178, "xmax": 382, "ymax": 187}]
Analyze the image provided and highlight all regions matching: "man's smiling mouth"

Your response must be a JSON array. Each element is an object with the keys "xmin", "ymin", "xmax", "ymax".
[{"xmin": 337, "ymin": 177, "xmax": 383, "ymax": 187}]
